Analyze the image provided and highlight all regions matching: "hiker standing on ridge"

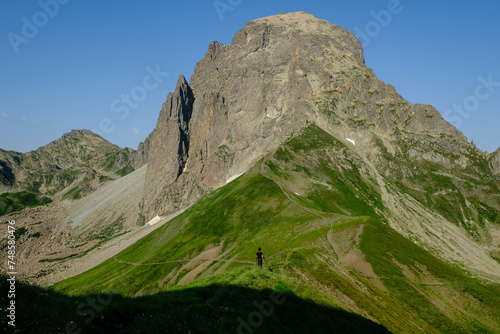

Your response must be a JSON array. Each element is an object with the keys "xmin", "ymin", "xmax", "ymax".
[{"xmin": 256, "ymin": 247, "xmax": 264, "ymax": 268}]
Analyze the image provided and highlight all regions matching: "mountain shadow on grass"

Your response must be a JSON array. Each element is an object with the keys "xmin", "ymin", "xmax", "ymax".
[{"xmin": 1, "ymin": 276, "xmax": 390, "ymax": 334}]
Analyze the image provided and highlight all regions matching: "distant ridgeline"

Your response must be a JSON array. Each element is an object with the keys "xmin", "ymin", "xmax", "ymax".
[{"xmin": 0, "ymin": 129, "xmax": 146, "ymax": 215}]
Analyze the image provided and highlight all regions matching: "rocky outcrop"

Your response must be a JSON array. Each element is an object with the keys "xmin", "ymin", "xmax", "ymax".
[
  {"xmin": 133, "ymin": 136, "xmax": 151, "ymax": 169},
  {"xmin": 143, "ymin": 76, "xmax": 194, "ymax": 216},
  {"xmin": 490, "ymin": 147, "xmax": 500, "ymax": 175},
  {"xmin": 0, "ymin": 158, "xmax": 16, "ymax": 187}
]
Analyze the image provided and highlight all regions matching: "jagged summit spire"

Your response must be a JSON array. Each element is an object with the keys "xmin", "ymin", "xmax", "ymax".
[{"xmin": 176, "ymin": 74, "xmax": 188, "ymax": 87}]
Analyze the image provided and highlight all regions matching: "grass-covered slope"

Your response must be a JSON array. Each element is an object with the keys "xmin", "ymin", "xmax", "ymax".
[
  {"xmin": 0, "ymin": 191, "xmax": 52, "ymax": 216},
  {"xmin": 50, "ymin": 124, "xmax": 500, "ymax": 333},
  {"xmin": 371, "ymin": 133, "xmax": 500, "ymax": 236}
]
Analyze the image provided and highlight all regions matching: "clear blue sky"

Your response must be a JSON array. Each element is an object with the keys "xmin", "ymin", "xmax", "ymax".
[{"xmin": 1, "ymin": 0, "xmax": 499, "ymax": 153}]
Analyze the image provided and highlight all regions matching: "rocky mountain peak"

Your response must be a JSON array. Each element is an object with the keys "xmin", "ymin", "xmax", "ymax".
[
  {"xmin": 230, "ymin": 11, "xmax": 365, "ymax": 66},
  {"xmin": 141, "ymin": 12, "xmax": 486, "ymax": 219},
  {"xmin": 61, "ymin": 129, "xmax": 96, "ymax": 138}
]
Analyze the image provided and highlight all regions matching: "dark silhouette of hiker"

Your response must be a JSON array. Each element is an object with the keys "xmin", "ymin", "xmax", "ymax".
[{"xmin": 256, "ymin": 247, "xmax": 264, "ymax": 268}]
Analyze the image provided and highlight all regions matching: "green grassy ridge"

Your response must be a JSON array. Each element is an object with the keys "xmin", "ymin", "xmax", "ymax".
[
  {"xmin": 52, "ymin": 170, "xmax": 324, "ymax": 295},
  {"xmin": 271, "ymin": 124, "xmax": 385, "ymax": 219},
  {"xmin": 0, "ymin": 191, "xmax": 52, "ymax": 216},
  {"xmin": 118, "ymin": 172, "xmax": 294, "ymax": 262}
]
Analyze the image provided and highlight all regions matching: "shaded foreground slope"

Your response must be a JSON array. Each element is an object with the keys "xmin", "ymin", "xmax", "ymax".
[
  {"xmin": 1, "ymin": 269, "xmax": 389, "ymax": 334},
  {"xmin": 52, "ymin": 124, "xmax": 500, "ymax": 333}
]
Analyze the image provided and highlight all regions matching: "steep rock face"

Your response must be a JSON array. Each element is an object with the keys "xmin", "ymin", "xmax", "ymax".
[
  {"xmin": 133, "ymin": 136, "xmax": 151, "ymax": 169},
  {"xmin": 143, "ymin": 76, "xmax": 194, "ymax": 216},
  {"xmin": 142, "ymin": 12, "xmax": 491, "ymax": 222}
]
